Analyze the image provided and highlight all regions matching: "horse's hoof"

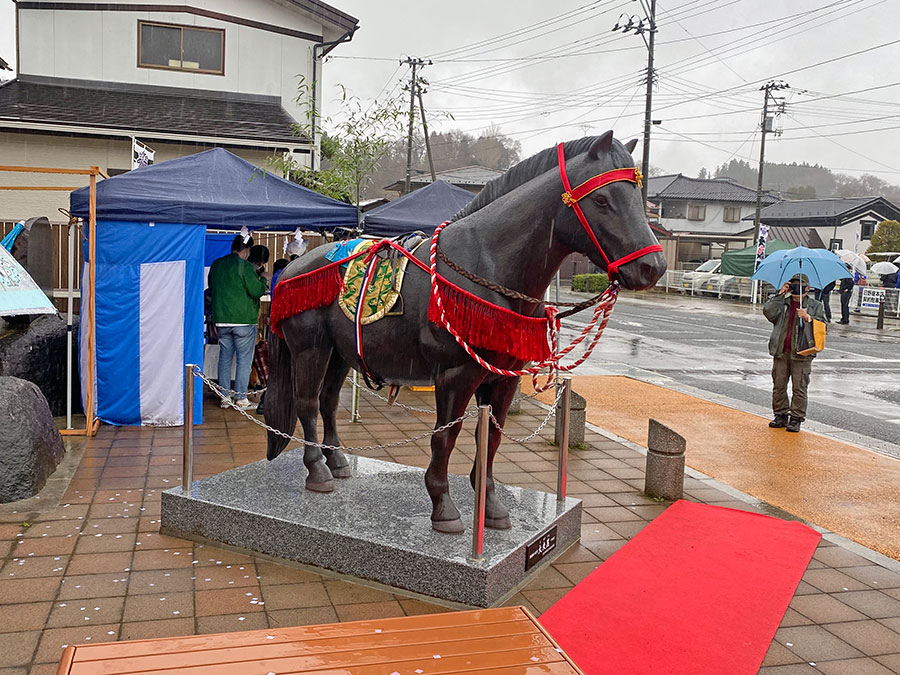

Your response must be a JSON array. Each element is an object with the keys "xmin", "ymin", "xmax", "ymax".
[
  {"xmin": 431, "ymin": 518, "xmax": 465, "ymax": 534},
  {"xmin": 305, "ymin": 479, "xmax": 334, "ymax": 493},
  {"xmin": 485, "ymin": 516, "xmax": 512, "ymax": 530},
  {"xmin": 330, "ymin": 466, "xmax": 351, "ymax": 479}
]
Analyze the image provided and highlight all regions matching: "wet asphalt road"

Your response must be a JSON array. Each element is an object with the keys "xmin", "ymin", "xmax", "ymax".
[{"xmin": 559, "ymin": 290, "xmax": 900, "ymax": 449}]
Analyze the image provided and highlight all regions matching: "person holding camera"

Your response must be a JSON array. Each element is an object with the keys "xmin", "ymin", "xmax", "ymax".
[{"xmin": 763, "ymin": 274, "xmax": 827, "ymax": 433}]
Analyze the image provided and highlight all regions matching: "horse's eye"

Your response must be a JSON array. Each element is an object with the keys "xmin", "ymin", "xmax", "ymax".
[{"xmin": 593, "ymin": 194, "xmax": 609, "ymax": 208}]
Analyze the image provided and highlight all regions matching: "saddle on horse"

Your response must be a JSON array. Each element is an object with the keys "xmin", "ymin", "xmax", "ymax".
[{"xmin": 333, "ymin": 233, "xmax": 426, "ymax": 325}]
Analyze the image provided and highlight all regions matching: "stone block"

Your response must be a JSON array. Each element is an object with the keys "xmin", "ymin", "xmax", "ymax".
[
  {"xmin": 555, "ymin": 389, "xmax": 586, "ymax": 448},
  {"xmin": 644, "ymin": 418, "xmax": 685, "ymax": 501},
  {"xmin": 0, "ymin": 376, "xmax": 65, "ymax": 503},
  {"xmin": 0, "ymin": 314, "xmax": 78, "ymax": 416},
  {"xmin": 161, "ymin": 452, "xmax": 582, "ymax": 607}
]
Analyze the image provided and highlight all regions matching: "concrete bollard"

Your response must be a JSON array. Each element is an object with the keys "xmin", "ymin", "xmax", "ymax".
[
  {"xmin": 555, "ymin": 390, "xmax": 586, "ymax": 448},
  {"xmin": 644, "ymin": 419, "xmax": 685, "ymax": 501}
]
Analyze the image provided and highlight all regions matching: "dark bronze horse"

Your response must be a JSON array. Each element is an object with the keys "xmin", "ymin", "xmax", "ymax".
[{"xmin": 265, "ymin": 132, "xmax": 667, "ymax": 533}]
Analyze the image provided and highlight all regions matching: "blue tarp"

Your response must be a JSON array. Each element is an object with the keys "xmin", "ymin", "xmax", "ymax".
[
  {"xmin": 83, "ymin": 221, "xmax": 204, "ymax": 426},
  {"xmin": 362, "ymin": 180, "xmax": 476, "ymax": 237},
  {"xmin": 70, "ymin": 148, "xmax": 357, "ymax": 229}
]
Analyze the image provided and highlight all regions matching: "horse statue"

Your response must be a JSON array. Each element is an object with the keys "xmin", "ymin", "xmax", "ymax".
[{"xmin": 265, "ymin": 131, "xmax": 666, "ymax": 534}]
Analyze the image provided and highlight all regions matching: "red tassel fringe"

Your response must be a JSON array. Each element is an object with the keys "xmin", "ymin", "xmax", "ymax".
[
  {"xmin": 271, "ymin": 263, "xmax": 345, "ymax": 337},
  {"xmin": 428, "ymin": 278, "xmax": 551, "ymax": 362}
]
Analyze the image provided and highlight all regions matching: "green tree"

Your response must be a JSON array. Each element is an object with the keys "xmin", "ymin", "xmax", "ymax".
[
  {"xmin": 868, "ymin": 220, "xmax": 900, "ymax": 253},
  {"xmin": 269, "ymin": 79, "xmax": 406, "ymax": 224}
]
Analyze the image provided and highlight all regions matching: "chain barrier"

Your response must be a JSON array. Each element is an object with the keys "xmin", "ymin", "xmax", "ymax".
[
  {"xmin": 194, "ymin": 366, "xmax": 478, "ymax": 452},
  {"xmin": 355, "ymin": 376, "xmax": 562, "ymax": 442},
  {"xmin": 489, "ymin": 385, "xmax": 564, "ymax": 443},
  {"xmin": 196, "ymin": 364, "xmax": 564, "ymax": 449}
]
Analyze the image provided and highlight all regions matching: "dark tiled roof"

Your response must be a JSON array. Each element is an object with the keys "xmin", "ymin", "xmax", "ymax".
[
  {"xmin": 768, "ymin": 226, "xmax": 825, "ymax": 249},
  {"xmin": 748, "ymin": 196, "xmax": 881, "ymax": 221},
  {"xmin": 286, "ymin": 0, "xmax": 358, "ymax": 32},
  {"xmin": 648, "ymin": 173, "xmax": 776, "ymax": 205},
  {"xmin": 384, "ymin": 166, "xmax": 505, "ymax": 191},
  {"xmin": 0, "ymin": 80, "xmax": 304, "ymax": 147}
]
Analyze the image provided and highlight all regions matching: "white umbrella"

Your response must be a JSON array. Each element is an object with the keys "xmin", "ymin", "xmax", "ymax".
[
  {"xmin": 871, "ymin": 261, "xmax": 899, "ymax": 275},
  {"xmin": 835, "ymin": 249, "xmax": 868, "ymax": 274}
]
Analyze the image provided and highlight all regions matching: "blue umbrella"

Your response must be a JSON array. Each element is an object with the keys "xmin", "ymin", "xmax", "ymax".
[{"xmin": 751, "ymin": 246, "xmax": 851, "ymax": 289}]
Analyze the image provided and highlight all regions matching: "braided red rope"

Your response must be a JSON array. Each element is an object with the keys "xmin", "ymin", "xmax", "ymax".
[{"xmin": 428, "ymin": 221, "xmax": 619, "ymax": 392}]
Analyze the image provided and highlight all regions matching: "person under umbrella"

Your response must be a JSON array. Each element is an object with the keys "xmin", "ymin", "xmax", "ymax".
[
  {"xmin": 753, "ymin": 247, "xmax": 841, "ymax": 433},
  {"xmin": 763, "ymin": 274, "xmax": 827, "ymax": 433}
]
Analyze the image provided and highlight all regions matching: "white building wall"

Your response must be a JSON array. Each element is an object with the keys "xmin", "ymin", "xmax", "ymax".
[
  {"xmin": 18, "ymin": 3, "xmax": 318, "ymax": 123},
  {"xmin": 0, "ymin": 132, "xmax": 275, "ymax": 221},
  {"xmin": 813, "ymin": 216, "xmax": 875, "ymax": 255},
  {"xmin": 659, "ymin": 202, "xmax": 755, "ymax": 236}
]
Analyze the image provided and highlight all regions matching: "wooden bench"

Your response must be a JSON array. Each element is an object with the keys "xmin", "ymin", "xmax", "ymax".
[{"xmin": 56, "ymin": 606, "xmax": 583, "ymax": 674}]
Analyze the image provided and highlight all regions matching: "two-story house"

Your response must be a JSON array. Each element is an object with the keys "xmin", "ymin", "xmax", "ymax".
[
  {"xmin": 647, "ymin": 173, "xmax": 780, "ymax": 268},
  {"xmin": 0, "ymin": 0, "xmax": 358, "ymax": 220},
  {"xmin": 743, "ymin": 196, "xmax": 900, "ymax": 254}
]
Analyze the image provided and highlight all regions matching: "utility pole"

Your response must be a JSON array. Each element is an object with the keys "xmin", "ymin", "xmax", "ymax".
[
  {"xmin": 752, "ymin": 80, "xmax": 790, "ymax": 246},
  {"xmin": 402, "ymin": 57, "xmax": 431, "ymax": 194},
  {"xmin": 612, "ymin": 2, "xmax": 658, "ymax": 206},
  {"xmin": 417, "ymin": 79, "xmax": 437, "ymax": 182}
]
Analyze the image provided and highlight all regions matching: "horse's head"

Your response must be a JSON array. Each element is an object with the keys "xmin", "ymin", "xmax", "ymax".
[{"xmin": 554, "ymin": 131, "xmax": 667, "ymax": 290}]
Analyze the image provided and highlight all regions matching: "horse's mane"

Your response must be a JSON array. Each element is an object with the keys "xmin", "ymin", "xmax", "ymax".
[{"xmin": 451, "ymin": 135, "xmax": 607, "ymax": 222}]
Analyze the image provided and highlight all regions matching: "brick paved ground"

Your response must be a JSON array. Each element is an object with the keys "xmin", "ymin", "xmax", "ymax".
[{"xmin": 1, "ymin": 388, "xmax": 899, "ymax": 674}]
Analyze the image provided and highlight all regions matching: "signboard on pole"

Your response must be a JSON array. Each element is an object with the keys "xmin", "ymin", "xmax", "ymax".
[
  {"xmin": 131, "ymin": 138, "xmax": 155, "ymax": 170},
  {"xmin": 753, "ymin": 224, "xmax": 769, "ymax": 272}
]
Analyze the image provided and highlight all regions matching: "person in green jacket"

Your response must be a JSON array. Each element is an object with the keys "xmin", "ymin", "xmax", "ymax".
[
  {"xmin": 763, "ymin": 273, "xmax": 827, "ymax": 433},
  {"xmin": 208, "ymin": 234, "xmax": 269, "ymax": 410}
]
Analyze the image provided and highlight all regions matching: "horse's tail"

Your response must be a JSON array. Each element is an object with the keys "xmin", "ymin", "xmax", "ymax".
[{"xmin": 264, "ymin": 330, "xmax": 296, "ymax": 461}]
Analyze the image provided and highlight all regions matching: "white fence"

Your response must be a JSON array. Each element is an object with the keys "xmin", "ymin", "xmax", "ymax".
[
  {"xmin": 655, "ymin": 271, "xmax": 900, "ymax": 318},
  {"xmin": 655, "ymin": 270, "xmax": 772, "ymax": 301}
]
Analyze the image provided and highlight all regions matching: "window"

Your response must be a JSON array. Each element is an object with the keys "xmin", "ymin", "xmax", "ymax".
[
  {"xmin": 687, "ymin": 204, "xmax": 706, "ymax": 221},
  {"xmin": 662, "ymin": 202, "xmax": 686, "ymax": 219},
  {"xmin": 860, "ymin": 219, "xmax": 876, "ymax": 240},
  {"xmin": 138, "ymin": 21, "xmax": 224, "ymax": 75},
  {"xmin": 723, "ymin": 205, "xmax": 741, "ymax": 223},
  {"xmin": 829, "ymin": 238, "xmax": 843, "ymax": 251}
]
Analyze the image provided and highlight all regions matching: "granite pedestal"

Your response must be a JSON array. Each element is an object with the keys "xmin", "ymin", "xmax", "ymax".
[{"xmin": 160, "ymin": 451, "xmax": 581, "ymax": 607}]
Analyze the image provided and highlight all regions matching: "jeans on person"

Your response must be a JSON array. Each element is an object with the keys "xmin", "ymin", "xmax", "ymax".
[{"xmin": 217, "ymin": 325, "xmax": 257, "ymax": 398}]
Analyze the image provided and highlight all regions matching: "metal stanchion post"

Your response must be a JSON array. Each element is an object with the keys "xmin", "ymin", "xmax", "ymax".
[
  {"xmin": 183, "ymin": 364, "xmax": 194, "ymax": 498},
  {"xmin": 877, "ymin": 298, "xmax": 885, "ymax": 330},
  {"xmin": 351, "ymin": 371, "xmax": 361, "ymax": 423},
  {"xmin": 557, "ymin": 377, "xmax": 571, "ymax": 502},
  {"xmin": 471, "ymin": 405, "xmax": 490, "ymax": 560}
]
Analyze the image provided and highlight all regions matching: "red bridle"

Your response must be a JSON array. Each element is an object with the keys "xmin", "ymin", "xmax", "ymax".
[{"xmin": 557, "ymin": 142, "xmax": 663, "ymax": 276}]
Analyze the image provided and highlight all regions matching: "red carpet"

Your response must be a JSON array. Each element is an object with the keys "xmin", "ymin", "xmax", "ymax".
[{"xmin": 540, "ymin": 500, "xmax": 821, "ymax": 675}]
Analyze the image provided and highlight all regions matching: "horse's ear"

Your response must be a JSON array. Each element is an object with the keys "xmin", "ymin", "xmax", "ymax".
[
  {"xmin": 624, "ymin": 138, "xmax": 639, "ymax": 154},
  {"xmin": 588, "ymin": 131, "xmax": 614, "ymax": 160}
]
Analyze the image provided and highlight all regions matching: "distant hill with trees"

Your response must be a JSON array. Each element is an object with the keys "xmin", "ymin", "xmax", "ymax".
[{"xmin": 706, "ymin": 159, "xmax": 900, "ymax": 203}]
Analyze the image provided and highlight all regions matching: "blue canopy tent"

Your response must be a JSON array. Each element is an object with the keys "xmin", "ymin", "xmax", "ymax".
[
  {"xmin": 362, "ymin": 180, "xmax": 476, "ymax": 237},
  {"xmin": 70, "ymin": 148, "xmax": 357, "ymax": 427}
]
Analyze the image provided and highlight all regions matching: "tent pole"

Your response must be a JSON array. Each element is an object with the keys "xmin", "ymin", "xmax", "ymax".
[
  {"xmin": 66, "ymin": 220, "xmax": 74, "ymax": 430},
  {"xmin": 85, "ymin": 167, "xmax": 98, "ymax": 436}
]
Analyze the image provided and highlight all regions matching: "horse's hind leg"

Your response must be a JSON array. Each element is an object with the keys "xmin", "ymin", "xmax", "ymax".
[
  {"xmin": 319, "ymin": 352, "xmax": 352, "ymax": 478},
  {"xmin": 471, "ymin": 377, "xmax": 518, "ymax": 530},
  {"xmin": 428, "ymin": 365, "xmax": 484, "ymax": 533},
  {"xmin": 290, "ymin": 343, "xmax": 336, "ymax": 493}
]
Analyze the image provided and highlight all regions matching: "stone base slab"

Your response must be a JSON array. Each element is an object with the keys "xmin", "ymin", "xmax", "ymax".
[{"xmin": 160, "ymin": 451, "xmax": 581, "ymax": 607}]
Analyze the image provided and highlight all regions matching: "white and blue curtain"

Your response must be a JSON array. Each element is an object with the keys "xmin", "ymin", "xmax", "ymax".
[{"xmin": 80, "ymin": 221, "xmax": 204, "ymax": 426}]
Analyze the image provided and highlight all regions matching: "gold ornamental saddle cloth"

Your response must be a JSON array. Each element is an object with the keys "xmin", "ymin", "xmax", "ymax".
[{"xmin": 337, "ymin": 237, "xmax": 424, "ymax": 325}]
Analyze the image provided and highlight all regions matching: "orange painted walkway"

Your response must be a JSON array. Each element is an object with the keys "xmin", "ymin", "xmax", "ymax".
[{"xmin": 555, "ymin": 376, "xmax": 900, "ymax": 561}]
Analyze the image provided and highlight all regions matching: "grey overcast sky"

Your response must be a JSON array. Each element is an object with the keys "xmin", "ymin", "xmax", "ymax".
[{"xmin": 3, "ymin": 0, "xmax": 900, "ymax": 186}]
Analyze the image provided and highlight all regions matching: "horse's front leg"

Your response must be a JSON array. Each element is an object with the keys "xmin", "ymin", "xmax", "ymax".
[
  {"xmin": 471, "ymin": 376, "xmax": 519, "ymax": 530},
  {"xmin": 427, "ymin": 365, "xmax": 484, "ymax": 533}
]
